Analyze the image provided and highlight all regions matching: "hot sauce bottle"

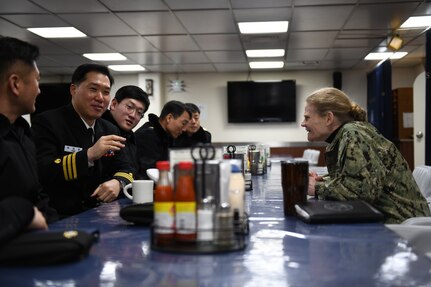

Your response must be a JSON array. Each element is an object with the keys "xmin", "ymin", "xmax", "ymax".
[
  {"xmin": 174, "ymin": 161, "xmax": 197, "ymax": 241},
  {"xmin": 154, "ymin": 161, "xmax": 175, "ymax": 245}
]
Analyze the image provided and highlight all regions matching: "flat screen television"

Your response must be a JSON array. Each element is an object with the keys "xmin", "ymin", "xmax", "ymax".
[{"xmin": 227, "ymin": 80, "xmax": 296, "ymax": 123}]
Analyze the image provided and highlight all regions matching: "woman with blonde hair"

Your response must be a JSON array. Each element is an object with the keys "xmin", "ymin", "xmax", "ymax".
[{"xmin": 301, "ymin": 87, "xmax": 429, "ymax": 223}]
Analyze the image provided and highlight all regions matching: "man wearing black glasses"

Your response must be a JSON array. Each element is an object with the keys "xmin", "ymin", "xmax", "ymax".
[{"xmin": 102, "ymin": 85, "xmax": 150, "ymax": 179}]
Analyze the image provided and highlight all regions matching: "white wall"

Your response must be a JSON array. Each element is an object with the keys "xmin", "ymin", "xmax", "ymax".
[
  {"xmin": 161, "ymin": 70, "xmax": 370, "ymax": 143},
  {"xmin": 39, "ymin": 66, "xmax": 421, "ymax": 143},
  {"xmin": 392, "ymin": 67, "xmax": 422, "ymax": 89}
]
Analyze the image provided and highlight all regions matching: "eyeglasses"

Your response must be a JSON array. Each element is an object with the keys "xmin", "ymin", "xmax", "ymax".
[{"xmin": 122, "ymin": 102, "xmax": 145, "ymax": 119}]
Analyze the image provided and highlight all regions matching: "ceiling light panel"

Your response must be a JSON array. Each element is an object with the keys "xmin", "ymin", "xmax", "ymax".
[
  {"xmin": 239, "ymin": 21, "xmax": 288, "ymax": 34},
  {"xmin": 249, "ymin": 61, "xmax": 284, "ymax": 69},
  {"xmin": 400, "ymin": 16, "xmax": 431, "ymax": 28},
  {"xmin": 246, "ymin": 49, "xmax": 285, "ymax": 57},
  {"xmin": 364, "ymin": 52, "xmax": 394, "ymax": 60},
  {"xmin": 83, "ymin": 53, "xmax": 127, "ymax": 61},
  {"xmin": 390, "ymin": 52, "xmax": 408, "ymax": 59},
  {"xmin": 27, "ymin": 27, "xmax": 86, "ymax": 38},
  {"xmin": 364, "ymin": 52, "xmax": 408, "ymax": 60}
]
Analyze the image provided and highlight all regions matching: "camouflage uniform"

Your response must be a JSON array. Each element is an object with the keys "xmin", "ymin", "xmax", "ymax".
[{"xmin": 316, "ymin": 121, "xmax": 430, "ymax": 223}]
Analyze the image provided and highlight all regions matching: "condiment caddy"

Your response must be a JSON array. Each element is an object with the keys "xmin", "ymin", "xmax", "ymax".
[{"xmin": 151, "ymin": 144, "xmax": 249, "ymax": 254}]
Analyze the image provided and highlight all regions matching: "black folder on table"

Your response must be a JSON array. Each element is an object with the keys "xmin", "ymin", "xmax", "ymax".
[{"xmin": 294, "ymin": 200, "xmax": 384, "ymax": 224}]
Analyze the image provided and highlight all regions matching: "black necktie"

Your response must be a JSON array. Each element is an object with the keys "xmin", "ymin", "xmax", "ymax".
[{"xmin": 88, "ymin": 128, "xmax": 94, "ymax": 144}]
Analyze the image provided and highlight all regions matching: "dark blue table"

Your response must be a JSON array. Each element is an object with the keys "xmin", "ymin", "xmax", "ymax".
[{"xmin": 1, "ymin": 162, "xmax": 430, "ymax": 286}]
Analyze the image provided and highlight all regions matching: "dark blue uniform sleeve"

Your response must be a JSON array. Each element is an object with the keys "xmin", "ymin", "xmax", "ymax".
[{"xmin": 31, "ymin": 113, "xmax": 90, "ymax": 186}]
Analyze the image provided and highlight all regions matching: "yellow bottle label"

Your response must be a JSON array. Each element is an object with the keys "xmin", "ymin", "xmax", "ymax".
[
  {"xmin": 175, "ymin": 202, "xmax": 196, "ymax": 212},
  {"xmin": 175, "ymin": 202, "xmax": 196, "ymax": 234},
  {"xmin": 154, "ymin": 202, "xmax": 175, "ymax": 214},
  {"xmin": 154, "ymin": 202, "xmax": 175, "ymax": 234}
]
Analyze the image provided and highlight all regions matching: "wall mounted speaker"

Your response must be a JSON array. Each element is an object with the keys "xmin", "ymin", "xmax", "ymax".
[{"xmin": 333, "ymin": 71, "xmax": 342, "ymax": 90}]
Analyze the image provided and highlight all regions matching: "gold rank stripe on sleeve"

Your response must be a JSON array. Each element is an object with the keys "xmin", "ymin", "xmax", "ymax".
[
  {"xmin": 61, "ymin": 153, "xmax": 78, "ymax": 181},
  {"xmin": 114, "ymin": 172, "xmax": 134, "ymax": 183}
]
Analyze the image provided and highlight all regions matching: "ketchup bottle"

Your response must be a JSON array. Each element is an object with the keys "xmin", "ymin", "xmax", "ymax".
[
  {"xmin": 175, "ymin": 161, "xmax": 197, "ymax": 241},
  {"xmin": 154, "ymin": 161, "xmax": 175, "ymax": 245}
]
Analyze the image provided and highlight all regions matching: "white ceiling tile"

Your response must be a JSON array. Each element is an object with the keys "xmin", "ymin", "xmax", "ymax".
[
  {"xmin": 205, "ymin": 51, "xmax": 246, "ymax": 62},
  {"xmin": 288, "ymin": 31, "xmax": 338, "ymax": 49},
  {"xmin": 408, "ymin": 35, "xmax": 426, "ymax": 46},
  {"xmin": 144, "ymin": 64, "xmax": 182, "ymax": 73},
  {"xmin": 28, "ymin": 38, "xmax": 73, "ymax": 55},
  {"xmin": 175, "ymin": 10, "xmax": 237, "ymax": 34},
  {"xmin": 294, "ymin": 0, "xmax": 356, "ymax": 5},
  {"xmin": 123, "ymin": 52, "xmax": 175, "ymax": 65},
  {"xmin": 325, "ymin": 47, "xmax": 371, "ymax": 60},
  {"xmin": 193, "ymin": 34, "xmax": 242, "ymax": 50},
  {"xmin": 0, "ymin": 0, "xmax": 46, "ymax": 13},
  {"xmin": 231, "ymin": 0, "xmax": 292, "ymax": 9},
  {"xmin": 334, "ymin": 38, "xmax": 382, "ymax": 48},
  {"xmin": 287, "ymin": 59, "xmax": 359, "ymax": 71},
  {"xmin": 32, "ymin": 0, "xmax": 108, "ymax": 13},
  {"xmin": 48, "ymin": 38, "xmax": 115, "ymax": 53},
  {"xmin": 100, "ymin": 0, "xmax": 169, "ymax": 11},
  {"xmin": 97, "ymin": 36, "xmax": 158, "ymax": 53},
  {"xmin": 359, "ymin": 0, "xmax": 420, "ymax": 3},
  {"xmin": 410, "ymin": 1, "xmax": 431, "ymax": 16},
  {"xmin": 42, "ymin": 54, "xmax": 90, "ymax": 66},
  {"xmin": 59, "ymin": 13, "xmax": 136, "ymax": 36},
  {"xmin": 233, "ymin": 8, "xmax": 291, "ymax": 22},
  {"xmin": 290, "ymin": 5, "xmax": 355, "ymax": 31},
  {"xmin": 37, "ymin": 55, "xmax": 65, "ymax": 67},
  {"xmin": 397, "ymin": 28, "xmax": 427, "ymax": 39},
  {"xmin": 338, "ymin": 30, "xmax": 390, "ymax": 37},
  {"xmin": 0, "ymin": 18, "xmax": 40, "ymax": 40},
  {"xmin": 242, "ymin": 34, "xmax": 287, "ymax": 50},
  {"xmin": 345, "ymin": 3, "xmax": 419, "ymax": 30},
  {"xmin": 164, "ymin": 0, "xmax": 229, "ymax": 9},
  {"xmin": 117, "ymin": 12, "xmax": 187, "ymax": 35},
  {"xmin": 163, "ymin": 51, "xmax": 209, "ymax": 64},
  {"xmin": 214, "ymin": 63, "xmax": 250, "ymax": 72},
  {"xmin": 178, "ymin": 63, "xmax": 216, "ymax": 72},
  {"xmin": 145, "ymin": 35, "xmax": 200, "ymax": 51},
  {"xmin": 286, "ymin": 49, "xmax": 329, "ymax": 61},
  {"xmin": 1, "ymin": 14, "xmax": 68, "ymax": 27}
]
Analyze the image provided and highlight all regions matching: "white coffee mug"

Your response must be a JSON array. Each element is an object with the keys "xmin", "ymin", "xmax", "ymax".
[{"xmin": 123, "ymin": 180, "xmax": 154, "ymax": 204}]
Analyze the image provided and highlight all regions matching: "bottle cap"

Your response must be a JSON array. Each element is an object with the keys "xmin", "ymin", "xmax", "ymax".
[
  {"xmin": 178, "ymin": 161, "xmax": 193, "ymax": 170},
  {"xmin": 156, "ymin": 161, "xmax": 170, "ymax": 171}
]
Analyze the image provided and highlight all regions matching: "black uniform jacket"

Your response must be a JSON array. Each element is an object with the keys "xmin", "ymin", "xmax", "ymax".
[
  {"xmin": 0, "ymin": 115, "xmax": 55, "ymax": 243},
  {"xmin": 0, "ymin": 197, "xmax": 34, "ymax": 245},
  {"xmin": 32, "ymin": 104, "xmax": 133, "ymax": 217},
  {"xmin": 173, "ymin": 126, "xmax": 212, "ymax": 148},
  {"xmin": 135, "ymin": 113, "xmax": 173, "ymax": 177},
  {"xmin": 102, "ymin": 110, "xmax": 143, "ymax": 179}
]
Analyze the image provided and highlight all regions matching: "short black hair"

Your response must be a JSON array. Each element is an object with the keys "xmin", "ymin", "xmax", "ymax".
[
  {"xmin": 71, "ymin": 63, "xmax": 114, "ymax": 87},
  {"xmin": 160, "ymin": 100, "xmax": 191, "ymax": 119},
  {"xmin": 185, "ymin": 103, "xmax": 200, "ymax": 114},
  {"xmin": 115, "ymin": 85, "xmax": 150, "ymax": 113},
  {"xmin": 0, "ymin": 36, "xmax": 39, "ymax": 80}
]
